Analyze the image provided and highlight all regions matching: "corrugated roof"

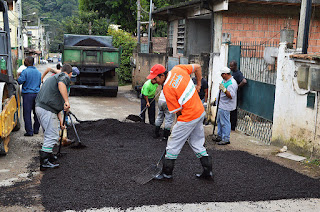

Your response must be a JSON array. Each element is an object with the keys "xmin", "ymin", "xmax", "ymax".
[{"xmin": 290, "ymin": 53, "xmax": 320, "ymax": 61}]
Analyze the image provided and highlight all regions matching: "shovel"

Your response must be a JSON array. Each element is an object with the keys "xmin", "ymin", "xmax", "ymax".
[
  {"xmin": 132, "ymin": 150, "xmax": 166, "ymax": 185},
  {"xmin": 212, "ymin": 91, "xmax": 221, "ymax": 141},
  {"xmin": 56, "ymin": 111, "xmax": 67, "ymax": 157},
  {"xmin": 126, "ymin": 91, "xmax": 161, "ymax": 122},
  {"xmin": 69, "ymin": 113, "xmax": 87, "ymax": 149}
]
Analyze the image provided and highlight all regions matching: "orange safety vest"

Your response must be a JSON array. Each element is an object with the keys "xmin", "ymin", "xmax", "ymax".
[{"xmin": 163, "ymin": 64, "xmax": 204, "ymax": 122}]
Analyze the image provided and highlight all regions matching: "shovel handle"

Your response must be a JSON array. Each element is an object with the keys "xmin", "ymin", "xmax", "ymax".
[
  {"xmin": 139, "ymin": 91, "xmax": 161, "ymax": 117},
  {"xmin": 58, "ymin": 111, "xmax": 67, "ymax": 154},
  {"xmin": 156, "ymin": 150, "xmax": 166, "ymax": 166},
  {"xmin": 212, "ymin": 91, "xmax": 221, "ymax": 135}
]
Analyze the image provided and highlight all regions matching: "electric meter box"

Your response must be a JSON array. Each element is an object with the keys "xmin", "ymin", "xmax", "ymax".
[
  {"xmin": 309, "ymin": 67, "xmax": 320, "ymax": 91},
  {"xmin": 297, "ymin": 65, "xmax": 309, "ymax": 90}
]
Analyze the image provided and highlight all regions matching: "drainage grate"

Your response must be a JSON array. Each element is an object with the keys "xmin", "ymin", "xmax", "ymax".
[{"xmin": 237, "ymin": 108, "xmax": 273, "ymax": 144}]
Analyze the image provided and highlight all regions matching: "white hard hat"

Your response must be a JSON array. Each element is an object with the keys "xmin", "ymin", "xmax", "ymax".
[{"xmin": 220, "ymin": 67, "xmax": 231, "ymax": 74}]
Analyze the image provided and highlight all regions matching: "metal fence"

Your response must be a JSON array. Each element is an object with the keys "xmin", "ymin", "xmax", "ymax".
[
  {"xmin": 237, "ymin": 108, "xmax": 273, "ymax": 144},
  {"xmin": 233, "ymin": 41, "xmax": 278, "ymax": 85},
  {"xmin": 231, "ymin": 41, "xmax": 278, "ymax": 144}
]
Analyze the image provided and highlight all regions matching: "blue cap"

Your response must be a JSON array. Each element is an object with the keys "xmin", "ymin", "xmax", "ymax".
[{"xmin": 72, "ymin": 67, "xmax": 80, "ymax": 75}]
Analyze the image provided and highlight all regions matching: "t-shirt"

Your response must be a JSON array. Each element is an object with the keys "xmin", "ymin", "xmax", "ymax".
[
  {"xmin": 217, "ymin": 76, "xmax": 238, "ymax": 111},
  {"xmin": 163, "ymin": 64, "xmax": 204, "ymax": 122},
  {"xmin": 192, "ymin": 77, "xmax": 208, "ymax": 100},
  {"xmin": 141, "ymin": 79, "xmax": 158, "ymax": 98},
  {"xmin": 232, "ymin": 70, "xmax": 245, "ymax": 85},
  {"xmin": 36, "ymin": 72, "xmax": 71, "ymax": 114},
  {"xmin": 17, "ymin": 65, "xmax": 27, "ymax": 74},
  {"xmin": 17, "ymin": 66, "xmax": 41, "ymax": 94}
]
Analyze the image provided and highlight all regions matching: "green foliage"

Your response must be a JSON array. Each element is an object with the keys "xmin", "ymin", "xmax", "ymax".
[
  {"xmin": 62, "ymin": 11, "xmax": 110, "ymax": 36},
  {"xmin": 107, "ymin": 28, "xmax": 137, "ymax": 84},
  {"xmin": 22, "ymin": 0, "xmax": 79, "ymax": 52},
  {"xmin": 79, "ymin": 0, "xmax": 190, "ymax": 35}
]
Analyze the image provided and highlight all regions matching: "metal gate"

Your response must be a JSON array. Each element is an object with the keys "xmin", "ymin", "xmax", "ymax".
[{"xmin": 228, "ymin": 42, "xmax": 278, "ymax": 144}]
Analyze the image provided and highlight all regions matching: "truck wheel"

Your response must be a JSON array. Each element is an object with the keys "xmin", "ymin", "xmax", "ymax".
[
  {"xmin": 13, "ymin": 84, "xmax": 21, "ymax": 132},
  {"xmin": 105, "ymin": 71, "xmax": 118, "ymax": 97},
  {"xmin": 12, "ymin": 116, "xmax": 20, "ymax": 131},
  {"xmin": 0, "ymin": 137, "xmax": 10, "ymax": 155}
]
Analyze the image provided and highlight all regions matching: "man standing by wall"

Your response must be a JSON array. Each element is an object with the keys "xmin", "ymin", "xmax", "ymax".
[
  {"xmin": 17, "ymin": 56, "xmax": 41, "ymax": 136},
  {"xmin": 216, "ymin": 67, "xmax": 238, "ymax": 145},
  {"xmin": 140, "ymin": 78, "xmax": 158, "ymax": 125},
  {"xmin": 147, "ymin": 64, "xmax": 213, "ymax": 180},
  {"xmin": 229, "ymin": 61, "xmax": 247, "ymax": 131},
  {"xmin": 35, "ymin": 64, "xmax": 73, "ymax": 171}
]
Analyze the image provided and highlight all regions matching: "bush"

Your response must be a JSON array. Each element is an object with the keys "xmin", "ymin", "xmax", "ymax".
[{"xmin": 107, "ymin": 28, "xmax": 136, "ymax": 85}]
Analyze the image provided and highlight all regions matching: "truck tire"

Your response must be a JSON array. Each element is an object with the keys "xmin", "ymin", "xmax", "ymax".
[
  {"xmin": 105, "ymin": 71, "xmax": 118, "ymax": 97},
  {"xmin": 13, "ymin": 84, "xmax": 21, "ymax": 132},
  {"xmin": 0, "ymin": 137, "xmax": 10, "ymax": 155}
]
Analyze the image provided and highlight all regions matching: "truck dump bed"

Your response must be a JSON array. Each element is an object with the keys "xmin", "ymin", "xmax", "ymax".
[{"xmin": 62, "ymin": 34, "xmax": 121, "ymax": 97}]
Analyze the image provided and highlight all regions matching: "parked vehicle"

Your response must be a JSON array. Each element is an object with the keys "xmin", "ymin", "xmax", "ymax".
[
  {"xmin": 0, "ymin": 0, "xmax": 22, "ymax": 155},
  {"xmin": 40, "ymin": 59, "xmax": 48, "ymax": 64},
  {"xmin": 61, "ymin": 34, "xmax": 121, "ymax": 97}
]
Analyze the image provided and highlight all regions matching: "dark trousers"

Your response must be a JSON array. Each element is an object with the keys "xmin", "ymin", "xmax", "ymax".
[
  {"xmin": 23, "ymin": 93, "xmax": 40, "ymax": 135},
  {"xmin": 230, "ymin": 108, "xmax": 237, "ymax": 131},
  {"xmin": 140, "ymin": 96, "xmax": 155, "ymax": 125}
]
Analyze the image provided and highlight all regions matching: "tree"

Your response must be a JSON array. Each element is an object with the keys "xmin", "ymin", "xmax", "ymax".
[
  {"xmin": 79, "ymin": 0, "xmax": 191, "ymax": 34},
  {"xmin": 107, "ymin": 28, "xmax": 137, "ymax": 84},
  {"xmin": 62, "ymin": 11, "xmax": 110, "ymax": 36}
]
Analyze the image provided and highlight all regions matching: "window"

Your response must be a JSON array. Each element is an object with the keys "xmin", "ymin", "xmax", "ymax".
[
  {"xmin": 177, "ymin": 19, "xmax": 185, "ymax": 54},
  {"xmin": 168, "ymin": 22, "xmax": 174, "ymax": 48}
]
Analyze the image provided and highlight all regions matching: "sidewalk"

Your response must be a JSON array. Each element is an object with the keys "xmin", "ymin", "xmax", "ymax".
[{"xmin": 204, "ymin": 125, "xmax": 320, "ymax": 179}]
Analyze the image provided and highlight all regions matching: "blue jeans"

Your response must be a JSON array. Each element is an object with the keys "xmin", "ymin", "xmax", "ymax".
[
  {"xmin": 140, "ymin": 95, "xmax": 155, "ymax": 125},
  {"xmin": 217, "ymin": 108, "xmax": 231, "ymax": 142},
  {"xmin": 23, "ymin": 93, "xmax": 40, "ymax": 135}
]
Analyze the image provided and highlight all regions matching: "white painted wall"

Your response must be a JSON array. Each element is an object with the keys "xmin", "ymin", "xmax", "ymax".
[
  {"xmin": 272, "ymin": 42, "xmax": 320, "ymax": 155},
  {"xmin": 207, "ymin": 44, "xmax": 229, "ymax": 121}
]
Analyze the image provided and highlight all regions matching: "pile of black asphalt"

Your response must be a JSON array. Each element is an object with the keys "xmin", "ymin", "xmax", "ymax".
[{"xmin": 37, "ymin": 119, "xmax": 320, "ymax": 211}]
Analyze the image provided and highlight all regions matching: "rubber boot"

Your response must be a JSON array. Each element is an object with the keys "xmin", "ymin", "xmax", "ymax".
[
  {"xmin": 154, "ymin": 159, "xmax": 175, "ymax": 180},
  {"xmin": 161, "ymin": 129, "xmax": 171, "ymax": 142},
  {"xmin": 48, "ymin": 153, "xmax": 58, "ymax": 163},
  {"xmin": 153, "ymin": 126, "xmax": 160, "ymax": 139},
  {"xmin": 39, "ymin": 150, "xmax": 59, "ymax": 171},
  {"xmin": 196, "ymin": 156, "xmax": 213, "ymax": 180}
]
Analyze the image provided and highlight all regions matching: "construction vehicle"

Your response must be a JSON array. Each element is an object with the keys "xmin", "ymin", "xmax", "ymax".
[
  {"xmin": 61, "ymin": 34, "xmax": 121, "ymax": 97},
  {"xmin": 0, "ymin": 0, "xmax": 21, "ymax": 155}
]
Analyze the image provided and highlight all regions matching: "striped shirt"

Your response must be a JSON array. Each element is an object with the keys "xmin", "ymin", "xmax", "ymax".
[{"xmin": 163, "ymin": 64, "xmax": 204, "ymax": 122}]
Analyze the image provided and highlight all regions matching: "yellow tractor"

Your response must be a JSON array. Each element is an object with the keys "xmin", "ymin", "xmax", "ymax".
[{"xmin": 0, "ymin": 0, "xmax": 21, "ymax": 155}]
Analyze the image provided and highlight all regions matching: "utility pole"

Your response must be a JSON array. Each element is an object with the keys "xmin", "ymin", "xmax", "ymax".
[
  {"xmin": 147, "ymin": 0, "xmax": 153, "ymax": 53},
  {"xmin": 89, "ymin": 22, "xmax": 92, "ymax": 35},
  {"xmin": 137, "ymin": 0, "xmax": 141, "ymax": 53},
  {"xmin": 38, "ymin": 17, "xmax": 48, "ymax": 62},
  {"xmin": 17, "ymin": 0, "xmax": 23, "ymax": 66},
  {"xmin": 297, "ymin": 0, "xmax": 312, "ymax": 54}
]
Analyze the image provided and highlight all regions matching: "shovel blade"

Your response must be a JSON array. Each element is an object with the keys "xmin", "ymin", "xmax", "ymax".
[
  {"xmin": 126, "ymin": 115, "xmax": 143, "ymax": 122},
  {"xmin": 132, "ymin": 165, "xmax": 162, "ymax": 185}
]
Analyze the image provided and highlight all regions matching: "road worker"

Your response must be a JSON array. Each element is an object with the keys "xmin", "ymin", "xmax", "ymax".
[
  {"xmin": 147, "ymin": 64, "xmax": 213, "ymax": 180},
  {"xmin": 140, "ymin": 78, "xmax": 158, "ymax": 125},
  {"xmin": 35, "ymin": 64, "xmax": 72, "ymax": 171}
]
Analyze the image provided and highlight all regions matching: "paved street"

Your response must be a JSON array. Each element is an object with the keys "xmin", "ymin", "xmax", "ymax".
[{"xmin": 0, "ymin": 63, "xmax": 319, "ymax": 211}]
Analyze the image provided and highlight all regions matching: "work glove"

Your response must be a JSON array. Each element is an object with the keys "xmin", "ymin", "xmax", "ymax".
[{"xmin": 219, "ymin": 83, "xmax": 227, "ymax": 93}]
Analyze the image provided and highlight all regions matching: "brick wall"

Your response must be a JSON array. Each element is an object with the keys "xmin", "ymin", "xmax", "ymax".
[
  {"xmin": 222, "ymin": 13, "xmax": 320, "ymax": 53},
  {"xmin": 140, "ymin": 37, "xmax": 167, "ymax": 53}
]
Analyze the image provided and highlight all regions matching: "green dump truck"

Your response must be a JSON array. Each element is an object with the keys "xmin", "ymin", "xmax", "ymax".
[{"xmin": 61, "ymin": 34, "xmax": 121, "ymax": 97}]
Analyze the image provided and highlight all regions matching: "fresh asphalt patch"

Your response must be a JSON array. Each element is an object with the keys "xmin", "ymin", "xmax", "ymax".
[{"xmin": 1, "ymin": 119, "xmax": 320, "ymax": 211}]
